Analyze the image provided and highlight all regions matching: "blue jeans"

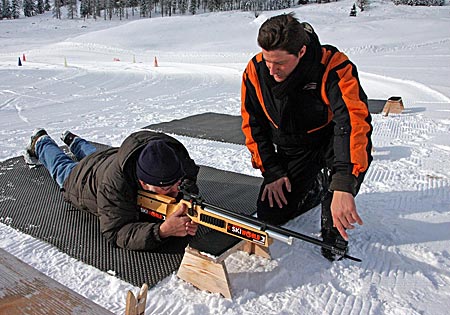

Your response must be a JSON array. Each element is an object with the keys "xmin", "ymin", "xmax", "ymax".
[{"xmin": 35, "ymin": 136, "xmax": 97, "ymax": 188}]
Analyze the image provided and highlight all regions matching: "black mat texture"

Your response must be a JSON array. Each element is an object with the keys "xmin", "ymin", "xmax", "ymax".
[
  {"xmin": 146, "ymin": 112, "xmax": 246, "ymax": 145},
  {"xmin": 368, "ymin": 99, "xmax": 387, "ymax": 114},
  {"xmin": 146, "ymin": 100, "xmax": 386, "ymax": 144},
  {"xmin": 0, "ymin": 153, "xmax": 262, "ymax": 288}
]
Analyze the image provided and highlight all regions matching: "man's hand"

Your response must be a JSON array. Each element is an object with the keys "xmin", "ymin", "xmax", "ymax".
[
  {"xmin": 331, "ymin": 191, "xmax": 363, "ymax": 240},
  {"xmin": 159, "ymin": 203, "xmax": 198, "ymax": 238},
  {"xmin": 261, "ymin": 176, "xmax": 291, "ymax": 208}
]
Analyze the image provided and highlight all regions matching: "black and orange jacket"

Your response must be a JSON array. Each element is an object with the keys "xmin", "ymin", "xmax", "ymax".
[{"xmin": 241, "ymin": 29, "xmax": 372, "ymax": 194}]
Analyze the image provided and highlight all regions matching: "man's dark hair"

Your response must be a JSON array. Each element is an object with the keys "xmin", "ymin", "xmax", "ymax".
[{"xmin": 257, "ymin": 13, "xmax": 310, "ymax": 55}]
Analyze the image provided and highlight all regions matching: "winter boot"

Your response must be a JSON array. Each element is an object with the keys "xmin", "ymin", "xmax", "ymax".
[
  {"xmin": 321, "ymin": 226, "xmax": 348, "ymax": 262},
  {"xmin": 60, "ymin": 130, "xmax": 79, "ymax": 147},
  {"xmin": 320, "ymin": 189, "xmax": 348, "ymax": 261},
  {"xmin": 26, "ymin": 128, "xmax": 48, "ymax": 157}
]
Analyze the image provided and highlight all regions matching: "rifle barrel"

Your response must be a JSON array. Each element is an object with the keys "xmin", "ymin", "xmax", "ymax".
[
  {"xmin": 198, "ymin": 199, "xmax": 361, "ymax": 262},
  {"xmin": 202, "ymin": 205, "xmax": 293, "ymax": 245}
]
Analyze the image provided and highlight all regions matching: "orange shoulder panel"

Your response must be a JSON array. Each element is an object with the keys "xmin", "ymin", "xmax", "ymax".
[
  {"xmin": 335, "ymin": 65, "xmax": 371, "ymax": 176},
  {"xmin": 320, "ymin": 48, "xmax": 371, "ymax": 176},
  {"xmin": 241, "ymin": 55, "xmax": 268, "ymax": 171},
  {"xmin": 320, "ymin": 48, "xmax": 349, "ymax": 106},
  {"xmin": 243, "ymin": 54, "xmax": 278, "ymax": 128}
]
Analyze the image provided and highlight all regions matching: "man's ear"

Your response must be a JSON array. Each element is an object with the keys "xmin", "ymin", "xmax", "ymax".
[{"xmin": 298, "ymin": 45, "xmax": 307, "ymax": 58}]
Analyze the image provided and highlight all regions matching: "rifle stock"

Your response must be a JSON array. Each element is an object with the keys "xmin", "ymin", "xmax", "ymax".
[
  {"xmin": 137, "ymin": 190, "xmax": 274, "ymax": 247},
  {"xmin": 136, "ymin": 189, "xmax": 361, "ymax": 262}
]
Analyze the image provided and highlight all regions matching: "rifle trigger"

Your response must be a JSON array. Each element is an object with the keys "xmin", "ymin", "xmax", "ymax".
[
  {"xmin": 260, "ymin": 223, "xmax": 267, "ymax": 232},
  {"xmin": 188, "ymin": 200, "xmax": 197, "ymax": 217}
]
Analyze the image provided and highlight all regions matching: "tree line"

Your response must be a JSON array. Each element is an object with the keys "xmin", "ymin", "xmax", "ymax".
[
  {"xmin": 1, "ymin": 0, "xmax": 50, "ymax": 18},
  {"xmin": 1, "ymin": 0, "xmax": 299, "ymax": 19},
  {"xmin": 1, "ymin": 0, "xmax": 445, "ymax": 21}
]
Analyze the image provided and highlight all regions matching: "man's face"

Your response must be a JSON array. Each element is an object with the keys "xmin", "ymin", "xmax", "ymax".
[
  {"xmin": 262, "ymin": 47, "xmax": 305, "ymax": 82},
  {"xmin": 140, "ymin": 179, "xmax": 181, "ymax": 198}
]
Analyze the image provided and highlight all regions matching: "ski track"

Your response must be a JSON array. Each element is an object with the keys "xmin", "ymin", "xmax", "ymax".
[
  {"xmin": 0, "ymin": 60, "xmax": 242, "ymax": 160},
  {"xmin": 344, "ymin": 37, "xmax": 450, "ymax": 56}
]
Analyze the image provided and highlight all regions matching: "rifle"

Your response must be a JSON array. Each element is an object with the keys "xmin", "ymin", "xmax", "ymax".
[{"xmin": 136, "ymin": 186, "xmax": 361, "ymax": 262}]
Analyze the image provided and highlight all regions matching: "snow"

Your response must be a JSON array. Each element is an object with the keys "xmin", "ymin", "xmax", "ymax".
[{"xmin": 1, "ymin": 1, "xmax": 450, "ymax": 314}]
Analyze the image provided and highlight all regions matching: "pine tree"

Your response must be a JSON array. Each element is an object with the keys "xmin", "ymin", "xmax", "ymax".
[
  {"xmin": 161, "ymin": 0, "xmax": 175, "ymax": 16},
  {"xmin": 80, "ymin": 0, "xmax": 91, "ymax": 18},
  {"xmin": 67, "ymin": 0, "xmax": 77, "ymax": 19},
  {"xmin": 117, "ymin": 0, "xmax": 124, "ymax": 20},
  {"xmin": 37, "ymin": 0, "xmax": 44, "ymax": 14},
  {"xmin": 105, "ymin": 0, "xmax": 113, "ymax": 20},
  {"xmin": 189, "ymin": 0, "xmax": 196, "ymax": 14},
  {"xmin": 350, "ymin": 3, "xmax": 357, "ymax": 16},
  {"xmin": 178, "ymin": 0, "xmax": 187, "ymax": 14},
  {"xmin": 80, "ymin": 0, "xmax": 91, "ymax": 19},
  {"xmin": 1, "ymin": 0, "xmax": 12, "ymax": 19},
  {"xmin": 23, "ymin": 0, "xmax": 36, "ymax": 17},
  {"xmin": 11, "ymin": 0, "xmax": 19, "ymax": 18},
  {"xmin": 44, "ymin": 0, "xmax": 51, "ymax": 11},
  {"xmin": 139, "ymin": 0, "xmax": 147, "ymax": 17},
  {"xmin": 53, "ymin": 0, "xmax": 62, "ymax": 19},
  {"xmin": 95, "ymin": 0, "xmax": 102, "ymax": 18},
  {"xmin": 356, "ymin": 0, "xmax": 365, "ymax": 11},
  {"xmin": 129, "ymin": 0, "xmax": 138, "ymax": 16},
  {"xmin": 207, "ymin": 0, "xmax": 220, "ymax": 11}
]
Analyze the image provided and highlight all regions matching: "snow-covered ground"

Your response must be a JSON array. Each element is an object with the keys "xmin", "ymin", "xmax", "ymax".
[{"xmin": 1, "ymin": 1, "xmax": 450, "ymax": 314}]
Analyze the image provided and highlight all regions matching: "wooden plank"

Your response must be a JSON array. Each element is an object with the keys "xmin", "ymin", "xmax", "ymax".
[
  {"xmin": 125, "ymin": 284, "xmax": 148, "ymax": 315},
  {"xmin": 125, "ymin": 290, "xmax": 137, "ymax": 315},
  {"xmin": 0, "ymin": 248, "xmax": 113, "ymax": 315},
  {"xmin": 177, "ymin": 247, "xmax": 232, "ymax": 299},
  {"xmin": 136, "ymin": 284, "xmax": 148, "ymax": 315}
]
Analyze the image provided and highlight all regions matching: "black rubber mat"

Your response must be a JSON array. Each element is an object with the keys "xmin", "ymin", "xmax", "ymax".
[
  {"xmin": 146, "ymin": 101, "xmax": 386, "ymax": 144},
  {"xmin": 0, "ymin": 154, "xmax": 262, "ymax": 288},
  {"xmin": 145, "ymin": 113, "xmax": 245, "ymax": 145},
  {"xmin": 368, "ymin": 99, "xmax": 387, "ymax": 114}
]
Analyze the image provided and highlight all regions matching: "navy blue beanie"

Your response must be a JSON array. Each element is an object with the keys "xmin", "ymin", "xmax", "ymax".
[{"xmin": 136, "ymin": 140, "xmax": 184, "ymax": 186}]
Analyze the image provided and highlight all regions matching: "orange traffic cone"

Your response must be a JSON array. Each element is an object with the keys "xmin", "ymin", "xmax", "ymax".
[
  {"xmin": 22, "ymin": 53, "xmax": 26, "ymax": 62},
  {"xmin": 153, "ymin": 56, "xmax": 158, "ymax": 67}
]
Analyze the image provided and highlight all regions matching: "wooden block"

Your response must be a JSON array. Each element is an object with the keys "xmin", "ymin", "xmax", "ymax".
[
  {"xmin": 136, "ymin": 284, "xmax": 148, "ymax": 315},
  {"xmin": 240, "ymin": 242, "xmax": 271, "ymax": 259},
  {"xmin": 0, "ymin": 249, "xmax": 113, "ymax": 315},
  {"xmin": 125, "ymin": 291, "xmax": 137, "ymax": 315},
  {"xmin": 176, "ymin": 241, "xmax": 272, "ymax": 299},
  {"xmin": 382, "ymin": 96, "xmax": 404, "ymax": 116},
  {"xmin": 177, "ymin": 247, "xmax": 232, "ymax": 298},
  {"xmin": 125, "ymin": 283, "xmax": 148, "ymax": 315}
]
